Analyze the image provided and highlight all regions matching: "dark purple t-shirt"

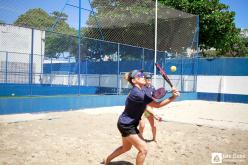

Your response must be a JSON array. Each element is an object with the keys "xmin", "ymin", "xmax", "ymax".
[
  {"xmin": 118, "ymin": 86, "xmax": 153, "ymax": 125},
  {"xmin": 143, "ymin": 85, "xmax": 156, "ymax": 98}
]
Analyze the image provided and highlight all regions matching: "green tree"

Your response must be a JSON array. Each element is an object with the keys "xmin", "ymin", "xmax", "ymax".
[
  {"xmin": 49, "ymin": 11, "xmax": 76, "ymax": 35},
  {"xmin": 228, "ymin": 29, "xmax": 248, "ymax": 56},
  {"xmin": 14, "ymin": 8, "xmax": 52, "ymax": 30},
  {"xmin": 0, "ymin": 20, "xmax": 6, "ymax": 24},
  {"xmin": 45, "ymin": 11, "xmax": 77, "ymax": 58},
  {"xmin": 160, "ymin": 0, "xmax": 245, "ymax": 57}
]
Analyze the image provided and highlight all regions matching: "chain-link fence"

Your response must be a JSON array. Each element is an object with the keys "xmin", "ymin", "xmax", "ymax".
[{"xmin": 0, "ymin": 0, "xmax": 199, "ymax": 96}]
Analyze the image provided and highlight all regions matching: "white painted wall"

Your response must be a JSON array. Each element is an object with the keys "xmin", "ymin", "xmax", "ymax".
[
  {"xmin": 197, "ymin": 76, "xmax": 248, "ymax": 95},
  {"xmin": 0, "ymin": 25, "xmax": 45, "ymax": 83},
  {"xmin": 40, "ymin": 74, "xmax": 248, "ymax": 96},
  {"xmin": 41, "ymin": 74, "xmax": 195, "ymax": 92},
  {"xmin": 224, "ymin": 76, "xmax": 248, "ymax": 94}
]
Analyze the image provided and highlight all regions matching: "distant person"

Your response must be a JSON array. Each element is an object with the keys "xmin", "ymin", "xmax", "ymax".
[
  {"xmin": 139, "ymin": 73, "xmax": 163, "ymax": 142},
  {"xmin": 103, "ymin": 70, "xmax": 180, "ymax": 165}
]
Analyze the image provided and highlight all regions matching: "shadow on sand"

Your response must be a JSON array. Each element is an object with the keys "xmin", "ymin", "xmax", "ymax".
[
  {"xmin": 109, "ymin": 161, "xmax": 133, "ymax": 165},
  {"xmin": 100, "ymin": 160, "xmax": 133, "ymax": 165}
]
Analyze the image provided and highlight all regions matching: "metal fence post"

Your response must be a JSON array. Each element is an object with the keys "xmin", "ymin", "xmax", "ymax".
[
  {"xmin": 142, "ymin": 48, "xmax": 144, "ymax": 70},
  {"xmin": 5, "ymin": 52, "xmax": 8, "ymax": 83},
  {"xmin": 49, "ymin": 58, "xmax": 52, "ymax": 85},
  {"xmin": 221, "ymin": 58, "xmax": 225, "ymax": 102},
  {"xmin": 29, "ymin": 28, "xmax": 34, "ymax": 95},
  {"xmin": 117, "ymin": 43, "xmax": 120, "ymax": 94},
  {"xmin": 181, "ymin": 56, "xmax": 183, "ymax": 92},
  {"xmin": 85, "ymin": 60, "xmax": 88, "ymax": 86},
  {"xmin": 192, "ymin": 58, "xmax": 195, "ymax": 92},
  {"xmin": 77, "ymin": 0, "xmax": 82, "ymax": 95}
]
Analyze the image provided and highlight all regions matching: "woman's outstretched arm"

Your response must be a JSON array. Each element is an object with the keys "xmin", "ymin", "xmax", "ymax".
[{"xmin": 148, "ymin": 88, "xmax": 180, "ymax": 108}]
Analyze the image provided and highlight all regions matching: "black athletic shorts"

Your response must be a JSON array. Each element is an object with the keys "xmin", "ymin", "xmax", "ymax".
[{"xmin": 117, "ymin": 122, "xmax": 139, "ymax": 137}]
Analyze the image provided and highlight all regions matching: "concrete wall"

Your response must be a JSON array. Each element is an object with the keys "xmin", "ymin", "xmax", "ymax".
[{"xmin": 0, "ymin": 24, "xmax": 45, "ymax": 84}]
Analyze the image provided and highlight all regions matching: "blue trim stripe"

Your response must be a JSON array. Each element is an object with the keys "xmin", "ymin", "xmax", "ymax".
[
  {"xmin": 197, "ymin": 92, "xmax": 248, "ymax": 103},
  {"xmin": 42, "ymin": 58, "xmax": 248, "ymax": 76}
]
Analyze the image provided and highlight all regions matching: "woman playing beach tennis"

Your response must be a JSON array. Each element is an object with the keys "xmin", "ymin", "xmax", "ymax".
[
  {"xmin": 103, "ymin": 69, "xmax": 180, "ymax": 165},
  {"xmin": 139, "ymin": 73, "xmax": 163, "ymax": 142}
]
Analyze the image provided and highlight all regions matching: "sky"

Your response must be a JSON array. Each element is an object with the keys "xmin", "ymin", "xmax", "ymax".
[
  {"xmin": 0, "ymin": 0, "xmax": 247, "ymax": 28},
  {"xmin": 0, "ymin": 0, "xmax": 91, "ymax": 28},
  {"xmin": 220, "ymin": 0, "xmax": 248, "ymax": 28}
]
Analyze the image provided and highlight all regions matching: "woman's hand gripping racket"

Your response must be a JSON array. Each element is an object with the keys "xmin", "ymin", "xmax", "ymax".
[{"xmin": 155, "ymin": 63, "xmax": 173, "ymax": 88}]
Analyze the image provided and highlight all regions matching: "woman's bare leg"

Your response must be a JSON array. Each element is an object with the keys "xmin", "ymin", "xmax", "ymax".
[
  {"xmin": 104, "ymin": 137, "xmax": 132, "ymax": 165},
  {"xmin": 147, "ymin": 115, "xmax": 156, "ymax": 142},
  {"xmin": 126, "ymin": 134, "xmax": 148, "ymax": 165},
  {"xmin": 139, "ymin": 119, "xmax": 145, "ymax": 137}
]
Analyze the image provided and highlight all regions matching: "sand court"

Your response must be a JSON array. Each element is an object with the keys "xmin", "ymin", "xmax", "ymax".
[{"xmin": 0, "ymin": 101, "xmax": 248, "ymax": 165}]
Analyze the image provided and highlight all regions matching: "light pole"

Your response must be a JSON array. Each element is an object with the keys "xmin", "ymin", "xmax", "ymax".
[{"xmin": 153, "ymin": 0, "xmax": 158, "ymax": 88}]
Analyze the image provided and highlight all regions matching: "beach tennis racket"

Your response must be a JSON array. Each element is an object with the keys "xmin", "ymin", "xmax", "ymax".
[
  {"xmin": 152, "ymin": 87, "xmax": 166, "ymax": 99},
  {"xmin": 155, "ymin": 63, "xmax": 173, "ymax": 88}
]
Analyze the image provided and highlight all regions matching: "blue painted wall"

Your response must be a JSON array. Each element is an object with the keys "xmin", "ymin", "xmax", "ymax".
[
  {"xmin": 0, "ymin": 95, "xmax": 126, "ymax": 115},
  {"xmin": 43, "ymin": 58, "xmax": 248, "ymax": 76},
  {"xmin": 0, "ymin": 84, "xmax": 97, "ymax": 96},
  {"xmin": 0, "ymin": 93, "xmax": 197, "ymax": 115},
  {"xmin": 197, "ymin": 92, "xmax": 248, "ymax": 103},
  {"xmin": 196, "ymin": 58, "xmax": 248, "ymax": 76}
]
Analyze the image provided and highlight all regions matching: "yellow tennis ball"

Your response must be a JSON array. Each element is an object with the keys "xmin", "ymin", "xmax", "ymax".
[{"xmin": 170, "ymin": 66, "xmax": 177, "ymax": 72}]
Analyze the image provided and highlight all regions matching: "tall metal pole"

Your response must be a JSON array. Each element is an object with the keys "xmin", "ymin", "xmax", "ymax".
[
  {"xmin": 193, "ymin": 15, "xmax": 200, "ymax": 92},
  {"xmin": 78, "ymin": 0, "xmax": 81, "ymax": 95},
  {"xmin": 117, "ymin": 43, "xmax": 120, "ymax": 95},
  {"xmin": 153, "ymin": 0, "xmax": 158, "ymax": 87}
]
